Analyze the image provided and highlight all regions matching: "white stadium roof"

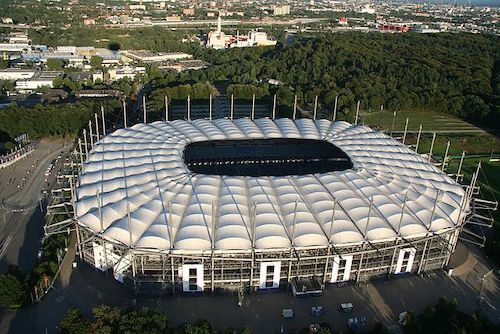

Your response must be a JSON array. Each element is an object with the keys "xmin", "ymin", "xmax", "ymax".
[{"xmin": 74, "ymin": 118, "xmax": 468, "ymax": 253}]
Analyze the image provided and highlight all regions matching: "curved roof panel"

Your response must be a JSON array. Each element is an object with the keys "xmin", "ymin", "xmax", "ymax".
[{"xmin": 75, "ymin": 119, "xmax": 468, "ymax": 252}]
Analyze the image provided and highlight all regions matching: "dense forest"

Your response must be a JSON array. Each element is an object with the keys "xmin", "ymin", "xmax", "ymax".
[
  {"xmin": 0, "ymin": 100, "xmax": 121, "ymax": 140},
  {"xmin": 148, "ymin": 32, "xmax": 499, "ymax": 127},
  {"xmin": 1, "ymin": 31, "xmax": 498, "ymax": 142}
]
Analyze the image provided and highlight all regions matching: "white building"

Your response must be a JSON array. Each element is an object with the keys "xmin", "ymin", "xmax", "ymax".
[
  {"xmin": 15, "ymin": 71, "xmax": 62, "ymax": 91},
  {"xmin": 207, "ymin": 15, "xmax": 229, "ymax": 50},
  {"xmin": 122, "ymin": 50, "xmax": 193, "ymax": 63},
  {"xmin": 56, "ymin": 46, "xmax": 78, "ymax": 53},
  {"xmin": 208, "ymin": 15, "xmax": 276, "ymax": 50},
  {"xmin": 0, "ymin": 68, "xmax": 36, "ymax": 81},
  {"xmin": 273, "ymin": 5, "xmax": 290, "ymax": 16},
  {"xmin": 108, "ymin": 66, "xmax": 146, "ymax": 81},
  {"xmin": 0, "ymin": 43, "xmax": 30, "ymax": 52}
]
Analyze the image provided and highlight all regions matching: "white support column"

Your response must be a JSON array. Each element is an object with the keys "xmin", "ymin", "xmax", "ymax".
[
  {"xmin": 187, "ymin": 95, "xmax": 191, "ymax": 121},
  {"xmin": 165, "ymin": 95, "xmax": 169, "ymax": 121},
  {"xmin": 95, "ymin": 113, "xmax": 100, "ymax": 142},
  {"xmin": 313, "ymin": 95, "xmax": 318, "ymax": 120},
  {"xmin": 415, "ymin": 124, "xmax": 422, "ymax": 153},
  {"xmin": 142, "ymin": 95, "xmax": 147, "ymax": 123},
  {"xmin": 441, "ymin": 141, "xmax": 450, "ymax": 172},
  {"xmin": 428, "ymin": 132, "xmax": 436, "ymax": 162},
  {"xmin": 209, "ymin": 94, "xmax": 212, "ymax": 121},
  {"xmin": 333, "ymin": 95, "xmax": 338, "ymax": 122},
  {"xmin": 251, "ymin": 94, "xmax": 255, "ymax": 120},
  {"xmin": 390, "ymin": 110, "xmax": 397, "ymax": 136},
  {"xmin": 101, "ymin": 106, "xmax": 106, "ymax": 137},
  {"xmin": 230, "ymin": 94, "xmax": 234, "ymax": 120},
  {"xmin": 83, "ymin": 129, "xmax": 88, "ymax": 158},
  {"xmin": 78, "ymin": 138, "xmax": 84, "ymax": 166},
  {"xmin": 456, "ymin": 151, "xmax": 466, "ymax": 182},
  {"xmin": 402, "ymin": 117, "xmax": 409, "ymax": 145},
  {"xmin": 88, "ymin": 120, "xmax": 94, "ymax": 148},
  {"xmin": 272, "ymin": 94, "xmax": 276, "ymax": 119},
  {"xmin": 292, "ymin": 95, "xmax": 297, "ymax": 120},
  {"xmin": 122, "ymin": 99, "xmax": 127, "ymax": 128},
  {"xmin": 355, "ymin": 100, "xmax": 360, "ymax": 125}
]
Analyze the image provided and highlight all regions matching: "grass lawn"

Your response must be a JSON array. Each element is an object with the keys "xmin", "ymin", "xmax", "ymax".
[
  {"xmin": 363, "ymin": 109, "xmax": 487, "ymax": 132},
  {"xmin": 361, "ymin": 109, "xmax": 500, "ymax": 155}
]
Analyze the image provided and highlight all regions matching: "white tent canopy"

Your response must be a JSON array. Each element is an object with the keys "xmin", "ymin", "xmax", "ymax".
[{"xmin": 74, "ymin": 119, "xmax": 468, "ymax": 252}]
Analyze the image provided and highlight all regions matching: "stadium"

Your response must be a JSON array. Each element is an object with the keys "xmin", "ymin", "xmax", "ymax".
[{"xmin": 72, "ymin": 118, "xmax": 469, "ymax": 294}]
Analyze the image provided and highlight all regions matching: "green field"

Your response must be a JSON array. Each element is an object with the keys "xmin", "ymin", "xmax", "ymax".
[
  {"xmin": 363, "ymin": 109, "xmax": 488, "ymax": 132},
  {"xmin": 363, "ymin": 109, "xmax": 500, "ymax": 155}
]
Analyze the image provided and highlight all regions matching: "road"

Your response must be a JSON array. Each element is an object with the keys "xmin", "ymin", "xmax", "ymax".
[
  {"xmin": 0, "ymin": 241, "xmax": 498, "ymax": 334},
  {"xmin": 0, "ymin": 139, "xmax": 73, "ymax": 272}
]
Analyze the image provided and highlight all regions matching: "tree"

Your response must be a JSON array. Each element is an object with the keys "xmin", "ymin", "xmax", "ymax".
[
  {"xmin": 0, "ymin": 272, "xmax": 26, "ymax": 309},
  {"xmin": 60, "ymin": 308, "xmax": 92, "ymax": 334},
  {"xmin": 53, "ymin": 76, "xmax": 64, "ymax": 89},
  {"xmin": 46, "ymin": 58, "xmax": 65, "ymax": 70},
  {"xmin": 185, "ymin": 320, "xmax": 213, "ymax": 334},
  {"xmin": 90, "ymin": 55, "xmax": 104, "ymax": 69}
]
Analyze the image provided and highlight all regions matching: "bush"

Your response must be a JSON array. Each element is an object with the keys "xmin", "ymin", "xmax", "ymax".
[
  {"xmin": 0, "ymin": 272, "xmax": 26, "ymax": 309},
  {"xmin": 60, "ymin": 308, "xmax": 92, "ymax": 334}
]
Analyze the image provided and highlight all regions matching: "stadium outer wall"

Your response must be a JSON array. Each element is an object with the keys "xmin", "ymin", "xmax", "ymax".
[{"xmin": 75, "ymin": 224, "xmax": 460, "ymax": 295}]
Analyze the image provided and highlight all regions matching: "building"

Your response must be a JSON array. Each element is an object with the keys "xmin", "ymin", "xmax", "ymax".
[
  {"xmin": 83, "ymin": 18, "xmax": 96, "ymax": 26},
  {"xmin": 15, "ymin": 71, "xmax": 62, "ymax": 91},
  {"xmin": 0, "ymin": 43, "xmax": 30, "ymax": 52},
  {"xmin": 122, "ymin": 50, "xmax": 193, "ymax": 63},
  {"xmin": 182, "ymin": 8, "xmax": 195, "ymax": 16},
  {"xmin": 108, "ymin": 66, "xmax": 146, "ymax": 81},
  {"xmin": 159, "ymin": 59, "xmax": 211, "ymax": 72},
  {"xmin": 75, "ymin": 89, "xmax": 124, "ymax": 99},
  {"xmin": 70, "ymin": 118, "xmax": 471, "ymax": 294},
  {"xmin": 207, "ymin": 15, "xmax": 229, "ymax": 50},
  {"xmin": 273, "ymin": 5, "xmax": 290, "ymax": 16},
  {"xmin": 0, "ymin": 68, "xmax": 36, "ymax": 81},
  {"xmin": 207, "ymin": 15, "xmax": 276, "ymax": 50}
]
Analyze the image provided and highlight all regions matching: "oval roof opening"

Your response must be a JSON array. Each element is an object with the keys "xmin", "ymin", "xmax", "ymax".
[{"xmin": 184, "ymin": 138, "xmax": 353, "ymax": 176}]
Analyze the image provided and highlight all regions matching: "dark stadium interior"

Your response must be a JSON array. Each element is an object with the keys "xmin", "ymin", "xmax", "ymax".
[{"xmin": 183, "ymin": 138, "xmax": 353, "ymax": 176}]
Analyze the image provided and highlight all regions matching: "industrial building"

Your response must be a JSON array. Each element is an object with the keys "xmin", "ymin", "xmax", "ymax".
[
  {"xmin": 63, "ymin": 118, "xmax": 482, "ymax": 295},
  {"xmin": 207, "ymin": 14, "xmax": 276, "ymax": 50}
]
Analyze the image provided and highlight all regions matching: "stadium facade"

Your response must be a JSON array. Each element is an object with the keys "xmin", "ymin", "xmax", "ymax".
[{"xmin": 72, "ymin": 118, "xmax": 470, "ymax": 294}]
